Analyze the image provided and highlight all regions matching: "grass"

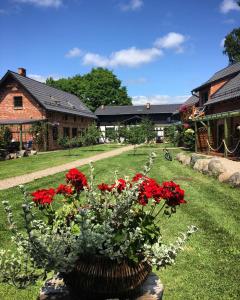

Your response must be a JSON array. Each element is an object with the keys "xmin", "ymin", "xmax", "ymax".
[
  {"xmin": 0, "ymin": 145, "xmax": 239, "ymax": 299},
  {"xmin": 0, "ymin": 144, "xmax": 122, "ymax": 180}
]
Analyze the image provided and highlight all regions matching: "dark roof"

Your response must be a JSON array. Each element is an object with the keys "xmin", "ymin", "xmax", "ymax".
[
  {"xmin": 0, "ymin": 118, "xmax": 44, "ymax": 125},
  {"xmin": 95, "ymin": 104, "xmax": 181, "ymax": 116},
  {"xmin": 0, "ymin": 71, "xmax": 96, "ymax": 119},
  {"xmin": 205, "ymin": 72, "xmax": 240, "ymax": 106},
  {"xmin": 183, "ymin": 93, "xmax": 199, "ymax": 106},
  {"xmin": 192, "ymin": 62, "xmax": 240, "ymax": 92}
]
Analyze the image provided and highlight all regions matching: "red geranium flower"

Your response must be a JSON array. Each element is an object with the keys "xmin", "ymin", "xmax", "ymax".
[
  {"xmin": 137, "ymin": 177, "xmax": 162, "ymax": 205},
  {"xmin": 56, "ymin": 184, "xmax": 73, "ymax": 196},
  {"xmin": 98, "ymin": 183, "xmax": 113, "ymax": 192},
  {"xmin": 66, "ymin": 168, "xmax": 88, "ymax": 192},
  {"xmin": 161, "ymin": 181, "xmax": 186, "ymax": 206},
  {"xmin": 31, "ymin": 188, "xmax": 55, "ymax": 206},
  {"xmin": 132, "ymin": 173, "xmax": 145, "ymax": 182}
]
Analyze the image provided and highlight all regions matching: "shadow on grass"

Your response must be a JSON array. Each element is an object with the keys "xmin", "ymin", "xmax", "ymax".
[
  {"xmin": 79, "ymin": 149, "xmax": 105, "ymax": 152},
  {"xmin": 127, "ymin": 153, "xmax": 147, "ymax": 156}
]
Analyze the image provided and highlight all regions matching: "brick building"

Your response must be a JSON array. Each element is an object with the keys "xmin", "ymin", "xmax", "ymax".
[
  {"xmin": 180, "ymin": 62, "xmax": 240, "ymax": 157},
  {"xmin": 0, "ymin": 68, "xmax": 96, "ymax": 150}
]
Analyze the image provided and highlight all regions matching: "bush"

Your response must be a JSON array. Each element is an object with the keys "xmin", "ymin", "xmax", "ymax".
[
  {"xmin": 164, "ymin": 125, "xmax": 184, "ymax": 146},
  {"xmin": 183, "ymin": 128, "xmax": 195, "ymax": 150},
  {"xmin": 0, "ymin": 126, "xmax": 12, "ymax": 149}
]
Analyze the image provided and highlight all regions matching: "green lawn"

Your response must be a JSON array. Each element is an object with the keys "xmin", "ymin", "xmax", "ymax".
[
  {"xmin": 0, "ymin": 144, "xmax": 122, "ymax": 180},
  {"xmin": 0, "ymin": 146, "xmax": 239, "ymax": 300}
]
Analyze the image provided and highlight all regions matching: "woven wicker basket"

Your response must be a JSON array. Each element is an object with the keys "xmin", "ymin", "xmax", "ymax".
[{"xmin": 63, "ymin": 255, "xmax": 151, "ymax": 299}]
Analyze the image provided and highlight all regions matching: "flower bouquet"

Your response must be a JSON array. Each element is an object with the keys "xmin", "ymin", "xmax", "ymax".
[{"xmin": 0, "ymin": 152, "xmax": 197, "ymax": 298}]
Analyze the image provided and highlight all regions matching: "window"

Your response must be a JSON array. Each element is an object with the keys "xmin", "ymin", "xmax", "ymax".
[
  {"xmin": 52, "ymin": 126, "xmax": 58, "ymax": 141},
  {"xmin": 64, "ymin": 114, "xmax": 68, "ymax": 121},
  {"xmin": 72, "ymin": 128, "xmax": 77, "ymax": 138},
  {"xmin": 73, "ymin": 116, "xmax": 77, "ymax": 122},
  {"xmin": 14, "ymin": 96, "xmax": 23, "ymax": 108},
  {"xmin": 63, "ymin": 127, "xmax": 70, "ymax": 137},
  {"xmin": 202, "ymin": 92, "xmax": 208, "ymax": 104}
]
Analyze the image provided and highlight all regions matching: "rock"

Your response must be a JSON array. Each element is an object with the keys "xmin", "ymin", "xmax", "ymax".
[
  {"xmin": 9, "ymin": 153, "xmax": 18, "ymax": 159},
  {"xmin": 208, "ymin": 158, "xmax": 226, "ymax": 176},
  {"xmin": 218, "ymin": 172, "xmax": 232, "ymax": 183},
  {"xmin": 18, "ymin": 150, "xmax": 28, "ymax": 157},
  {"xmin": 227, "ymin": 172, "xmax": 240, "ymax": 187},
  {"xmin": 30, "ymin": 150, "xmax": 37, "ymax": 155},
  {"xmin": 190, "ymin": 153, "xmax": 207, "ymax": 167},
  {"xmin": 176, "ymin": 153, "xmax": 187, "ymax": 163},
  {"xmin": 182, "ymin": 156, "xmax": 191, "ymax": 166},
  {"xmin": 4, "ymin": 154, "xmax": 11, "ymax": 160},
  {"xmin": 193, "ymin": 159, "xmax": 210, "ymax": 173}
]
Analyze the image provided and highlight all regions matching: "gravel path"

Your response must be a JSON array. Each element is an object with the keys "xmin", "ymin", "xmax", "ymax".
[{"xmin": 0, "ymin": 145, "xmax": 136, "ymax": 190}]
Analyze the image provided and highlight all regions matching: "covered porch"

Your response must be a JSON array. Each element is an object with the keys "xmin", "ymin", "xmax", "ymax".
[
  {"xmin": 193, "ymin": 109, "xmax": 240, "ymax": 159},
  {"xmin": 0, "ymin": 119, "xmax": 46, "ymax": 151}
]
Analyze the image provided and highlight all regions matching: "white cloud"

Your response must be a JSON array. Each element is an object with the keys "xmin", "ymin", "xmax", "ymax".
[
  {"xmin": 15, "ymin": 0, "xmax": 62, "ymax": 8},
  {"xmin": 220, "ymin": 0, "xmax": 240, "ymax": 13},
  {"xmin": 29, "ymin": 74, "xmax": 62, "ymax": 82},
  {"xmin": 220, "ymin": 38, "xmax": 226, "ymax": 47},
  {"xmin": 132, "ymin": 95, "xmax": 188, "ymax": 105},
  {"xmin": 120, "ymin": 0, "xmax": 143, "ymax": 11},
  {"xmin": 154, "ymin": 32, "xmax": 187, "ymax": 53},
  {"xmin": 82, "ymin": 47, "xmax": 162, "ymax": 68},
  {"xmin": 65, "ymin": 47, "xmax": 82, "ymax": 58}
]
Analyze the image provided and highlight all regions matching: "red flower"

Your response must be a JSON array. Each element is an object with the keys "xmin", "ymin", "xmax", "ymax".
[
  {"xmin": 66, "ymin": 168, "xmax": 88, "ymax": 192},
  {"xmin": 31, "ymin": 188, "xmax": 55, "ymax": 206},
  {"xmin": 183, "ymin": 123, "xmax": 190, "ymax": 129},
  {"xmin": 98, "ymin": 183, "xmax": 113, "ymax": 192},
  {"xmin": 132, "ymin": 173, "xmax": 145, "ymax": 182},
  {"xmin": 137, "ymin": 177, "xmax": 162, "ymax": 205},
  {"xmin": 56, "ymin": 184, "xmax": 73, "ymax": 196},
  {"xmin": 114, "ymin": 178, "xmax": 127, "ymax": 193},
  {"xmin": 160, "ymin": 181, "xmax": 186, "ymax": 207}
]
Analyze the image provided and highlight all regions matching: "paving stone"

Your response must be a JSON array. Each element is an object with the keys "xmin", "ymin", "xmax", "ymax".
[{"xmin": 39, "ymin": 273, "xmax": 164, "ymax": 300}]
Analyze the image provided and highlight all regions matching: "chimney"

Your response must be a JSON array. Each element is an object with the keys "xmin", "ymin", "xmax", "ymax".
[
  {"xmin": 18, "ymin": 68, "xmax": 26, "ymax": 77},
  {"xmin": 101, "ymin": 105, "xmax": 105, "ymax": 110},
  {"xmin": 146, "ymin": 103, "xmax": 151, "ymax": 109}
]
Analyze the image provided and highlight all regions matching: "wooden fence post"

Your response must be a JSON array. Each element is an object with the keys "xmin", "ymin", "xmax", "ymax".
[{"xmin": 224, "ymin": 118, "xmax": 228, "ymax": 157}]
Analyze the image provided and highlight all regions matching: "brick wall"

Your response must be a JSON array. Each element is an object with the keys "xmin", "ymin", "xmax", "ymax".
[
  {"xmin": 47, "ymin": 111, "xmax": 93, "ymax": 150},
  {"xmin": 0, "ymin": 76, "xmax": 94, "ymax": 150},
  {"xmin": 0, "ymin": 77, "xmax": 46, "ymax": 121}
]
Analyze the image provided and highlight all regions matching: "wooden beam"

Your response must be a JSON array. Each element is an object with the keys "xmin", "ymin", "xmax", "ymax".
[
  {"xmin": 194, "ymin": 122, "xmax": 198, "ymax": 153},
  {"xmin": 224, "ymin": 118, "xmax": 228, "ymax": 157},
  {"xmin": 207, "ymin": 120, "xmax": 211, "ymax": 154},
  {"xmin": 19, "ymin": 124, "xmax": 23, "ymax": 150}
]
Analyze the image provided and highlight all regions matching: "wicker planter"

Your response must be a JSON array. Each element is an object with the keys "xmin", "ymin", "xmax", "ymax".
[{"xmin": 63, "ymin": 255, "xmax": 152, "ymax": 299}]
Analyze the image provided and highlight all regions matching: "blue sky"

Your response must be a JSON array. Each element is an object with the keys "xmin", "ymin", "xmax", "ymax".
[{"xmin": 0, "ymin": 0, "xmax": 239, "ymax": 105}]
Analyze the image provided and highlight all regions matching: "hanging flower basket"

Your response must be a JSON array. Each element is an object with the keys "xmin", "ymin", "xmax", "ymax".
[{"xmin": 63, "ymin": 255, "xmax": 151, "ymax": 298}]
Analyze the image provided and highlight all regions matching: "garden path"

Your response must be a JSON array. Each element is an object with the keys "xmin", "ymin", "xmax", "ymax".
[{"xmin": 0, "ymin": 145, "xmax": 136, "ymax": 190}]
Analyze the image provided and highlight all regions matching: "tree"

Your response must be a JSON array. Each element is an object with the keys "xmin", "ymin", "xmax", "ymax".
[
  {"xmin": 140, "ymin": 118, "xmax": 157, "ymax": 144},
  {"xmin": 223, "ymin": 28, "xmax": 240, "ymax": 64},
  {"xmin": 81, "ymin": 123, "xmax": 101, "ymax": 147},
  {"xmin": 125, "ymin": 126, "xmax": 145, "ymax": 155},
  {"xmin": 46, "ymin": 68, "xmax": 132, "ymax": 112}
]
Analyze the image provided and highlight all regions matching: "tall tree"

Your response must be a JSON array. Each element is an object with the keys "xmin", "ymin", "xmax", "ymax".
[
  {"xmin": 46, "ymin": 68, "xmax": 132, "ymax": 112},
  {"xmin": 223, "ymin": 28, "xmax": 240, "ymax": 64}
]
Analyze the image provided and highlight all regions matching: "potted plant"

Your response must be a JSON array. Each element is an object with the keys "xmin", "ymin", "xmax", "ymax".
[{"xmin": 0, "ymin": 153, "xmax": 197, "ymax": 299}]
